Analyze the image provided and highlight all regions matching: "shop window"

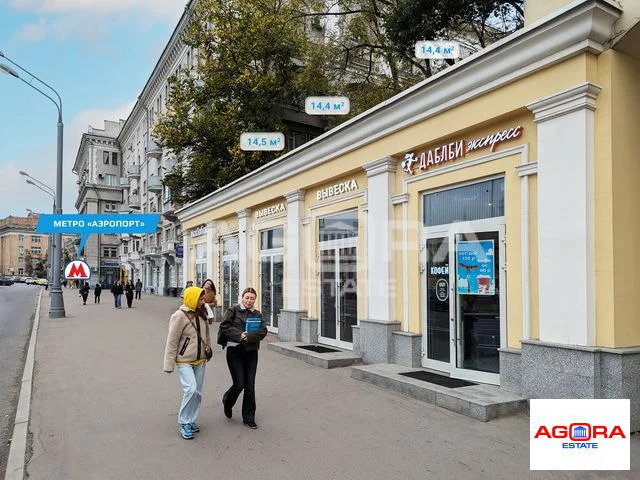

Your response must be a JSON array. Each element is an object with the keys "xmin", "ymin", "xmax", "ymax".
[
  {"xmin": 260, "ymin": 227, "xmax": 283, "ymax": 250},
  {"xmin": 423, "ymin": 178, "xmax": 504, "ymax": 227},
  {"xmin": 318, "ymin": 210, "xmax": 358, "ymax": 242},
  {"xmin": 222, "ymin": 236, "xmax": 239, "ymax": 308},
  {"xmin": 195, "ymin": 243, "xmax": 207, "ymax": 286}
]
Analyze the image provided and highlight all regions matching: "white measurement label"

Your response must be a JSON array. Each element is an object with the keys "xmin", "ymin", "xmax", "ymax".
[
  {"xmin": 305, "ymin": 96, "xmax": 350, "ymax": 115},
  {"xmin": 415, "ymin": 41, "xmax": 460, "ymax": 59},
  {"xmin": 240, "ymin": 132, "xmax": 285, "ymax": 151}
]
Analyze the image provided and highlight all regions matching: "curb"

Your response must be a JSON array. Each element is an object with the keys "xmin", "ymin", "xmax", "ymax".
[{"xmin": 4, "ymin": 288, "xmax": 42, "ymax": 480}]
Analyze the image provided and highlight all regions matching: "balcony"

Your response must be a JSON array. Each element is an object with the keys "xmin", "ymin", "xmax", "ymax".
[
  {"xmin": 162, "ymin": 241, "xmax": 176, "ymax": 255},
  {"xmin": 127, "ymin": 164, "xmax": 140, "ymax": 178},
  {"xmin": 147, "ymin": 175, "xmax": 163, "ymax": 193},
  {"xmin": 128, "ymin": 251, "xmax": 141, "ymax": 261},
  {"xmin": 119, "ymin": 253, "xmax": 128, "ymax": 263},
  {"xmin": 146, "ymin": 139, "xmax": 162, "ymax": 159},
  {"xmin": 164, "ymin": 157, "xmax": 178, "ymax": 172},
  {"xmin": 119, "ymin": 176, "xmax": 130, "ymax": 187},
  {"xmin": 128, "ymin": 195, "xmax": 141, "ymax": 209},
  {"xmin": 118, "ymin": 204, "xmax": 131, "ymax": 213},
  {"xmin": 144, "ymin": 246, "xmax": 160, "ymax": 257}
]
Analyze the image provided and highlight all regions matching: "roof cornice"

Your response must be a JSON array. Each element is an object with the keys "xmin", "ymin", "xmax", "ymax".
[{"xmin": 176, "ymin": 0, "xmax": 621, "ymax": 223}]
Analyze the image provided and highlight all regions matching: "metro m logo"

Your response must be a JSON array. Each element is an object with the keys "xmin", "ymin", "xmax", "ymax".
[{"xmin": 65, "ymin": 260, "xmax": 91, "ymax": 280}]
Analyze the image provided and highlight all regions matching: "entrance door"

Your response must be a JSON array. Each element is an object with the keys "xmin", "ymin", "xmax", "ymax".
[
  {"xmin": 319, "ymin": 244, "xmax": 357, "ymax": 349},
  {"xmin": 422, "ymin": 224, "xmax": 505, "ymax": 384},
  {"xmin": 261, "ymin": 254, "xmax": 283, "ymax": 332}
]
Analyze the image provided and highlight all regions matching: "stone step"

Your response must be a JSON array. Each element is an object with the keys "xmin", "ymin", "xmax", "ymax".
[
  {"xmin": 268, "ymin": 342, "xmax": 363, "ymax": 369},
  {"xmin": 352, "ymin": 363, "xmax": 528, "ymax": 422}
]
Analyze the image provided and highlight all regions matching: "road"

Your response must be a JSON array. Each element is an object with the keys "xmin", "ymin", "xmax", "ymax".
[{"xmin": 0, "ymin": 283, "xmax": 39, "ymax": 476}]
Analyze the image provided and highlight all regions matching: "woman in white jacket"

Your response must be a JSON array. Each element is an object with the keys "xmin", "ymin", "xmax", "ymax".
[{"xmin": 163, "ymin": 286, "xmax": 212, "ymax": 439}]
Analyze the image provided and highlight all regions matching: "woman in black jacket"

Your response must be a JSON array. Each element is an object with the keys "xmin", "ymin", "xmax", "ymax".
[
  {"xmin": 125, "ymin": 280, "xmax": 134, "ymax": 308},
  {"xmin": 219, "ymin": 287, "xmax": 267, "ymax": 429}
]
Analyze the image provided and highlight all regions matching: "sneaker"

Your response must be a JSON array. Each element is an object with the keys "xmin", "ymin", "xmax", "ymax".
[
  {"xmin": 179, "ymin": 423, "xmax": 193, "ymax": 439},
  {"xmin": 243, "ymin": 421, "xmax": 258, "ymax": 429},
  {"xmin": 190, "ymin": 422, "xmax": 200, "ymax": 433}
]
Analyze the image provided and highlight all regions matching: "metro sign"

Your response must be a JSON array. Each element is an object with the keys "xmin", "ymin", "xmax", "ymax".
[{"xmin": 64, "ymin": 260, "xmax": 91, "ymax": 280}]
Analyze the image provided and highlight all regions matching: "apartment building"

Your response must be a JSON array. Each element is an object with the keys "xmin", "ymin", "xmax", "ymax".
[
  {"xmin": 72, "ymin": 120, "xmax": 125, "ymax": 287},
  {"xmin": 0, "ymin": 213, "xmax": 48, "ymax": 276}
]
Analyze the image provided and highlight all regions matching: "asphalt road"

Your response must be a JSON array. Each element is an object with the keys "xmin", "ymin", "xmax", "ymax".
[{"xmin": 0, "ymin": 283, "xmax": 39, "ymax": 476}]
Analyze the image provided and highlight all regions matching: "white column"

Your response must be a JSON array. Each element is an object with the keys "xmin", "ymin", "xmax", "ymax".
[
  {"xmin": 527, "ymin": 83, "xmax": 601, "ymax": 346},
  {"xmin": 206, "ymin": 221, "xmax": 216, "ymax": 282},
  {"xmin": 237, "ymin": 209, "xmax": 251, "ymax": 298},
  {"xmin": 182, "ymin": 234, "xmax": 190, "ymax": 285},
  {"xmin": 285, "ymin": 190, "xmax": 305, "ymax": 310},
  {"xmin": 363, "ymin": 157, "xmax": 396, "ymax": 322}
]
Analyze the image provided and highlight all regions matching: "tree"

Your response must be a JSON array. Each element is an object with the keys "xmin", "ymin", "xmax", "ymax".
[
  {"xmin": 384, "ymin": 0, "xmax": 524, "ymax": 75},
  {"xmin": 34, "ymin": 255, "xmax": 47, "ymax": 278},
  {"xmin": 25, "ymin": 251, "xmax": 33, "ymax": 276},
  {"xmin": 155, "ymin": 0, "xmax": 329, "ymax": 204}
]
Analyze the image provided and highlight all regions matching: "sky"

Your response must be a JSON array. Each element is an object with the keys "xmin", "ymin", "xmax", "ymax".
[{"xmin": 0, "ymin": 0, "xmax": 188, "ymax": 218}]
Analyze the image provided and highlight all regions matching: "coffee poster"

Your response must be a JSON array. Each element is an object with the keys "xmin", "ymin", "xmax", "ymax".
[{"xmin": 456, "ymin": 240, "xmax": 495, "ymax": 295}]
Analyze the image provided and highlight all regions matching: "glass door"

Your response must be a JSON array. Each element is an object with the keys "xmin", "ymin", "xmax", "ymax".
[
  {"xmin": 422, "ymin": 234, "xmax": 452, "ymax": 372},
  {"xmin": 319, "ymin": 243, "xmax": 358, "ymax": 349},
  {"xmin": 422, "ymin": 224, "xmax": 504, "ymax": 384},
  {"xmin": 260, "ymin": 253, "xmax": 283, "ymax": 332},
  {"xmin": 452, "ymin": 229, "xmax": 503, "ymax": 383}
]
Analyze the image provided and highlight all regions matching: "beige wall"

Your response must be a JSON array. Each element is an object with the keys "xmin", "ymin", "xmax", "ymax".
[
  {"xmin": 0, "ymin": 233, "xmax": 49, "ymax": 276},
  {"xmin": 610, "ymin": 50, "xmax": 640, "ymax": 347}
]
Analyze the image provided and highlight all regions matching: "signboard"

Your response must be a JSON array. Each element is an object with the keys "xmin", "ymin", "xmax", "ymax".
[
  {"xmin": 402, "ymin": 125, "xmax": 523, "ymax": 175},
  {"xmin": 190, "ymin": 225, "xmax": 206, "ymax": 239},
  {"xmin": 456, "ymin": 240, "xmax": 495, "ymax": 295},
  {"xmin": 255, "ymin": 203, "xmax": 286, "ymax": 219},
  {"xmin": 64, "ymin": 260, "xmax": 91, "ymax": 280},
  {"xmin": 435, "ymin": 279, "xmax": 449, "ymax": 302},
  {"xmin": 316, "ymin": 179, "xmax": 358, "ymax": 201}
]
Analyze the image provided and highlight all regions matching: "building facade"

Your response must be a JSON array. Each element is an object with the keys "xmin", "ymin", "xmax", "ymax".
[
  {"xmin": 72, "ymin": 120, "xmax": 125, "ymax": 287},
  {"xmin": 0, "ymin": 213, "xmax": 49, "ymax": 276},
  {"xmin": 176, "ymin": 0, "xmax": 640, "ymax": 427}
]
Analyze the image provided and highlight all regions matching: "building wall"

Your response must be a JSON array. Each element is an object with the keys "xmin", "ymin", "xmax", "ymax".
[
  {"xmin": 0, "ymin": 232, "xmax": 49, "ymax": 276},
  {"xmin": 610, "ymin": 50, "xmax": 640, "ymax": 347}
]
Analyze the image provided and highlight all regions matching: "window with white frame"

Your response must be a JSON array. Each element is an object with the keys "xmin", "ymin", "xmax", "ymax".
[
  {"xmin": 105, "ymin": 174, "xmax": 118, "ymax": 186},
  {"xmin": 195, "ymin": 243, "xmax": 207, "ymax": 286},
  {"xmin": 222, "ymin": 236, "xmax": 239, "ymax": 308}
]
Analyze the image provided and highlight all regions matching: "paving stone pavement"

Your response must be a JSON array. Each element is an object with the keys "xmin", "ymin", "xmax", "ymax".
[{"xmin": 25, "ymin": 290, "xmax": 640, "ymax": 480}]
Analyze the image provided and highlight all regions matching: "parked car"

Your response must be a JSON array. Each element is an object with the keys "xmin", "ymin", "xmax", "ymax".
[
  {"xmin": 24, "ymin": 277, "xmax": 36, "ymax": 285},
  {"xmin": 35, "ymin": 278, "xmax": 48, "ymax": 286},
  {"xmin": 11, "ymin": 276, "xmax": 26, "ymax": 283},
  {"xmin": 0, "ymin": 276, "xmax": 14, "ymax": 286}
]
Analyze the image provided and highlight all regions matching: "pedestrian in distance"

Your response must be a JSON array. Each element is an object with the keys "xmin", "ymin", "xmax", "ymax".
[
  {"xmin": 135, "ymin": 279, "xmax": 142, "ymax": 299},
  {"xmin": 219, "ymin": 287, "xmax": 267, "ymax": 429},
  {"xmin": 125, "ymin": 280, "xmax": 134, "ymax": 308},
  {"xmin": 111, "ymin": 281, "xmax": 123, "ymax": 309},
  {"xmin": 163, "ymin": 287, "xmax": 212, "ymax": 440},
  {"xmin": 94, "ymin": 283, "xmax": 102, "ymax": 303},
  {"xmin": 201, "ymin": 279, "xmax": 217, "ymax": 323},
  {"xmin": 79, "ymin": 283, "xmax": 89, "ymax": 305},
  {"xmin": 180, "ymin": 280, "xmax": 194, "ymax": 299}
]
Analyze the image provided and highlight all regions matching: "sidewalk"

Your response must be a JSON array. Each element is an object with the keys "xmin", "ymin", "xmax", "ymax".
[{"xmin": 25, "ymin": 290, "xmax": 640, "ymax": 480}]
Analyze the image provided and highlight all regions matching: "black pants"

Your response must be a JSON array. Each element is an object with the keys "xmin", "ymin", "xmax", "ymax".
[
  {"xmin": 223, "ymin": 346, "xmax": 258, "ymax": 422},
  {"xmin": 126, "ymin": 294, "xmax": 133, "ymax": 308},
  {"xmin": 135, "ymin": 290, "xmax": 141, "ymax": 299},
  {"xmin": 81, "ymin": 293, "xmax": 88, "ymax": 304},
  {"xmin": 95, "ymin": 294, "xmax": 100, "ymax": 303}
]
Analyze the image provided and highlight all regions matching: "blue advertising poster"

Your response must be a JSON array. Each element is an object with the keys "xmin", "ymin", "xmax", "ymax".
[{"xmin": 456, "ymin": 240, "xmax": 495, "ymax": 295}]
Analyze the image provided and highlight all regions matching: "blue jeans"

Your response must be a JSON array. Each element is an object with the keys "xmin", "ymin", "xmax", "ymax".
[
  {"xmin": 177, "ymin": 362, "xmax": 206, "ymax": 425},
  {"xmin": 114, "ymin": 294, "xmax": 122, "ymax": 308}
]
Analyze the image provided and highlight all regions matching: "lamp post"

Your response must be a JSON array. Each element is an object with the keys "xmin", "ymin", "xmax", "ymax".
[
  {"xmin": 24, "ymin": 176, "xmax": 56, "ymax": 286},
  {"xmin": 1, "ymin": 51, "xmax": 65, "ymax": 317}
]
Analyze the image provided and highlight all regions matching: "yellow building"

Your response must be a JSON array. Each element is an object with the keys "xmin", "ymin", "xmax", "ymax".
[
  {"xmin": 0, "ymin": 214, "xmax": 49, "ymax": 276},
  {"xmin": 177, "ymin": 1, "xmax": 640, "ymax": 427}
]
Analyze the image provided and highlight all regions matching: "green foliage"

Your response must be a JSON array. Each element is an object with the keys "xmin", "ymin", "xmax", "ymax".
[{"xmin": 25, "ymin": 251, "xmax": 33, "ymax": 276}]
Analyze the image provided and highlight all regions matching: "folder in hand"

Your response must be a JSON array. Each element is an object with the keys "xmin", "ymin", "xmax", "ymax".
[{"xmin": 244, "ymin": 317, "xmax": 262, "ymax": 333}]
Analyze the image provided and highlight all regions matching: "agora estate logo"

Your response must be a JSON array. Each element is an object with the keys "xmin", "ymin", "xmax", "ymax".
[{"xmin": 533, "ymin": 423, "xmax": 626, "ymax": 449}]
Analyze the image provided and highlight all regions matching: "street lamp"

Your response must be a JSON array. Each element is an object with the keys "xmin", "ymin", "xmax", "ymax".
[
  {"xmin": 25, "ymin": 179, "xmax": 56, "ymax": 286},
  {"xmin": 1, "ymin": 50, "xmax": 65, "ymax": 318}
]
